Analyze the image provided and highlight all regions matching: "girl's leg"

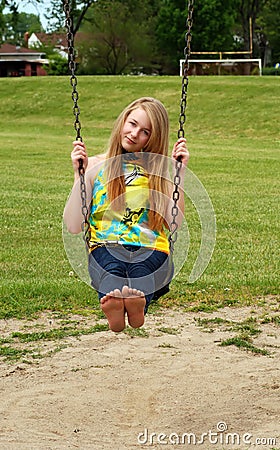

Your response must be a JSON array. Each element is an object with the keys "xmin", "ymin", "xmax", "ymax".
[
  {"xmin": 89, "ymin": 248, "xmax": 128, "ymax": 332},
  {"xmin": 125, "ymin": 248, "xmax": 169, "ymax": 327},
  {"xmin": 89, "ymin": 246, "xmax": 169, "ymax": 331}
]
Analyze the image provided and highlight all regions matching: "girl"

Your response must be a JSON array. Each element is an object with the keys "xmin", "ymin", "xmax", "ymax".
[{"xmin": 64, "ymin": 97, "xmax": 189, "ymax": 332}]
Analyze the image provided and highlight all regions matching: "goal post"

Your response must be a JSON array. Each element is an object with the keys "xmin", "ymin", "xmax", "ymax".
[{"xmin": 180, "ymin": 59, "xmax": 262, "ymax": 76}]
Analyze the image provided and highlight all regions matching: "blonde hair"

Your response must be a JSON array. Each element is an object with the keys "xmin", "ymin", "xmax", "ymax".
[{"xmin": 106, "ymin": 97, "xmax": 170, "ymax": 230}]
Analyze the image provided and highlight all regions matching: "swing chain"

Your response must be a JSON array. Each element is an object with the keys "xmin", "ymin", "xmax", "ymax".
[
  {"xmin": 63, "ymin": 0, "xmax": 90, "ymax": 247},
  {"xmin": 169, "ymin": 0, "xmax": 194, "ymax": 253},
  {"xmin": 63, "ymin": 0, "xmax": 82, "ymax": 142},
  {"xmin": 178, "ymin": 0, "xmax": 194, "ymax": 140},
  {"xmin": 168, "ymin": 164, "xmax": 181, "ymax": 254}
]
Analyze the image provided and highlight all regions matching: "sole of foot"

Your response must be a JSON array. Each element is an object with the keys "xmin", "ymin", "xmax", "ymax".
[
  {"xmin": 122, "ymin": 286, "xmax": 146, "ymax": 328},
  {"xmin": 100, "ymin": 289, "xmax": 125, "ymax": 332}
]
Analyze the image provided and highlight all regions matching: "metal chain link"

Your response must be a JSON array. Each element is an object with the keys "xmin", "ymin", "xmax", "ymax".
[
  {"xmin": 63, "ymin": 0, "xmax": 90, "ymax": 248},
  {"xmin": 178, "ymin": 0, "xmax": 194, "ymax": 140},
  {"xmin": 169, "ymin": 0, "xmax": 194, "ymax": 253},
  {"xmin": 168, "ymin": 168, "xmax": 181, "ymax": 254}
]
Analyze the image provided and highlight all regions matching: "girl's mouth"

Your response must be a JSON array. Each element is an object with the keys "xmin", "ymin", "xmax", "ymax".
[{"xmin": 126, "ymin": 136, "xmax": 136, "ymax": 144}]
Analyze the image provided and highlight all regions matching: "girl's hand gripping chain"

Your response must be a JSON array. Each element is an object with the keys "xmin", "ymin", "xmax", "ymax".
[
  {"xmin": 71, "ymin": 141, "xmax": 89, "ymax": 178},
  {"xmin": 171, "ymin": 137, "xmax": 189, "ymax": 167}
]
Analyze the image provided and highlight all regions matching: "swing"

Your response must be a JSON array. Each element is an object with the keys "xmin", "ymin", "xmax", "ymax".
[{"xmin": 63, "ymin": 0, "xmax": 194, "ymax": 293}]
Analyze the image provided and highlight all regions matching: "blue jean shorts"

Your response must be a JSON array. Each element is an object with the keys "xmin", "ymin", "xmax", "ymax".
[{"xmin": 88, "ymin": 244, "xmax": 173, "ymax": 313}]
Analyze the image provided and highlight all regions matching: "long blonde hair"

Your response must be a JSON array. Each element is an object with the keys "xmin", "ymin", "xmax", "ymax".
[{"xmin": 106, "ymin": 97, "xmax": 170, "ymax": 230}]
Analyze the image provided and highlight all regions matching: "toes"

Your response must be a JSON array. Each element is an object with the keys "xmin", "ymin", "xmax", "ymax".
[
  {"xmin": 135, "ymin": 289, "xmax": 144, "ymax": 297},
  {"xmin": 121, "ymin": 285, "xmax": 130, "ymax": 297},
  {"xmin": 100, "ymin": 295, "xmax": 108, "ymax": 304},
  {"xmin": 112, "ymin": 289, "xmax": 122, "ymax": 297},
  {"xmin": 131, "ymin": 288, "xmax": 144, "ymax": 297},
  {"xmin": 121, "ymin": 286, "xmax": 145, "ymax": 298},
  {"xmin": 101, "ymin": 289, "xmax": 122, "ymax": 303}
]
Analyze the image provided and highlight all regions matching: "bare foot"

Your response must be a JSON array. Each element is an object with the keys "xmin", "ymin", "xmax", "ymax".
[
  {"xmin": 122, "ymin": 285, "xmax": 146, "ymax": 329},
  {"xmin": 100, "ymin": 289, "xmax": 125, "ymax": 332}
]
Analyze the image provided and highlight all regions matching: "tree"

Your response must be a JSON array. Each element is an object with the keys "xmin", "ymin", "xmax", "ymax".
[
  {"xmin": 2, "ymin": 12, "xmax": 42, "ymax": 44},
  {"xmin": 230, "ymin": 0, "xmax": 278, "ymax": 70},
  {"xmin": 77, "ymin": 0, "xmax": 157, "ymax": 75},
  {"xmin": 235, "ymin": 0, "xmax": 270, "ymax": 55},
  {"xmin": 190, "ymin": 0, "xmax": 237, "ymax": 53},
  {"xmin": 154, "ymin": 0, "xmax": 187, "ymax": 74},
  {"xmin": 256, "ymin": 0, "xmax": 280, "ymax": 65},
  {"xmin": 45, "ymin": 0, "xmax": 96, "ymax": 34},
  {"xmin": 0, "ymin": 0, "xmax": 43, "ymax": 43},
  {"xmin": 155, "ymin": 0, "xmax": 237, "ymax": 73},
  {"xmin": 0, "ymin": 0, "xmax": 19, "ymax": 14},
  {"xmin": 0, "ymin": 0, "xmax": 96, "ymax": 36},
  {"xmin": 1, "ymin": 0, "xmax": 279, "ymax": 73},
  {"xmin": 0, "ymin": 0, "xmax": 17, "ymax": 43}
]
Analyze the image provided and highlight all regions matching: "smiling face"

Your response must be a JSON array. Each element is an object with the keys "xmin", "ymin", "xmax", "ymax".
[{"xmin": 121, "ymin": 107, "xmax": 152, "ymax": 153}]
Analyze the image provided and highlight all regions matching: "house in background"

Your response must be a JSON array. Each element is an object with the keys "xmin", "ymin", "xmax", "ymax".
[
  {"xmin": 0, "ymin": 31, "xmax": 86, "ymax": 77},
  {"xmin": 27, "ymin": 32, "xmax": 68, "ymax": 59},
  {"xmin": 0, "ymin": 43, "xmax": 48, "ymax": 77}
]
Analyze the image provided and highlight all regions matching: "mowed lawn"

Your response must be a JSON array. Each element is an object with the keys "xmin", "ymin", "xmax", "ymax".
[{"xmin": 0, "ymin": 75, "xmax": 279, "ymax": 318}]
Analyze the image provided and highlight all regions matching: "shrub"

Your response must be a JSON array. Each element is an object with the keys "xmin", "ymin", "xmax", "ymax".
[
  {"xmin": 44, "ymin": 53, "xmax": 69, "ymax": 76},
  {"xmin": 262, "ymin": 66, "xmax": 280, "ymax": 76}
]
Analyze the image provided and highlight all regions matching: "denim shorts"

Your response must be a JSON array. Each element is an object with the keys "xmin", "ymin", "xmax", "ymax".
[{"xmin": 88, "ymin": 244, "xmax": 173, "ymax": 313}]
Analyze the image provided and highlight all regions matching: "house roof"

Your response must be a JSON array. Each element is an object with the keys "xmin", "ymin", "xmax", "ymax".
[
  {"xmin": 31, "ymin": 32, "xmax": 68, "ymax": 48},
  {"xmin": 29, "ymin": 32, "xmax": 87, "ymax": 48},
  {"xmin": 0, "ymin": 43, "xmax": 43, "ymax": 55}
]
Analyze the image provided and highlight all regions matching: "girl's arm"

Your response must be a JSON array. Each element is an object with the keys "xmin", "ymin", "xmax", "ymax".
[{"xmin": 63, "ymin": 141, "xmax": 103, "ymax": 234}]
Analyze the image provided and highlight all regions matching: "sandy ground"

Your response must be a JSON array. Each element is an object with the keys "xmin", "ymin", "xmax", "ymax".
[{"xmin": 0, "ymin": 303, "xmax": 279, "ymax": 450}]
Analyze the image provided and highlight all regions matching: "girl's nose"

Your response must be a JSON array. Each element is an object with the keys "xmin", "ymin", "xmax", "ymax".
[{"xmin": 130, "ymin": 128, "xmax": 138, "ymax": 137}]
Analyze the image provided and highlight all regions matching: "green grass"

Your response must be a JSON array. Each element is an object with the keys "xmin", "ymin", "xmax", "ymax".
[
  {"xmin": 0, "ymin": 75, "xmax": 279, "ymax": 319},
  {"xmin": 10, "ymin": 323, "xmax": 108, "ymax": 342},
  {"xmin": 158, "ymin": 326, "xmax": 180, "ymax": 335},
  {"xmin": 220, "ymin": 336, "xmax": 269, "ymax": 355},
  {"xmin": 0, "ymin": 320, "xmax": 109, "ymax": 362},
  {"xmin": 195, "ymin": 315, "xmax": 273, "ymax": 355}
]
